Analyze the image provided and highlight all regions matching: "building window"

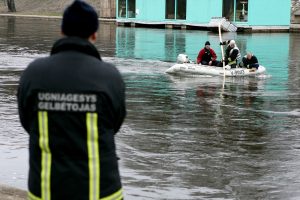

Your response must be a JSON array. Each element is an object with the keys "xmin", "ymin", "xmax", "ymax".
[
  {"xmin": 118, "ymin": 0, "xmax": 136, "ymax": 18},
  {"xmin": 177, "ymin": 0, "xmax": 186, "ymax": 20},
  {"xmin": 223, "ymin": 0, "xmax": 248, "ymax": 22},
  {"xmin": 236, "ymin": 0, "xmax": 248, "ymax": 22},
  {"xmin": 223, "ymin": 0, "xmax": 234, "ymax": 21},
  {"xmin": 166, "ymin": 0, "xmax": 186, "ymax": 20},
  {"xmin": 128, "ymin": 0, "xmax": 136, "ymax": 18},
  {"xmin": 166, "ymin": 0, "xmax": 175, "ymax": 19},
  {"xmin": 118, "ymin": 0, "xmax": 126, "ymax": 18}
]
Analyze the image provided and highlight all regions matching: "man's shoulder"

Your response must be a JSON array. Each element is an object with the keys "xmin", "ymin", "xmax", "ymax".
[
  {"xmin": 93, "ymin": 59, "xmax": 117, "ymax": 70},
  {"xmin": 26, "ymin": 56, "xmax": 50, "ymax": 71},
  {"xmin": 87, "ymin": 59, "xmax": 122, "ymax": 79},
  {"xmin": 209, "ymin": 48, "xmax": 216, "ymax": 53},
  {"xmin": 199, "ymin": 48, "xmax": 206, "ymax": 53}
]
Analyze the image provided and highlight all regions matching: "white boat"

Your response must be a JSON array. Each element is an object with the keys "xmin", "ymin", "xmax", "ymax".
[
  {"xmin": 166, "ymin": 63, "xmax": 266, "ymax": 77},
  {"xmin": 167, "ymin": 22, "xmax": 266, "ymax": 77}
]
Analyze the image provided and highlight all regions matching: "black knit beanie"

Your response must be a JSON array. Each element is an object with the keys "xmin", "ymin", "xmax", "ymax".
[
  {"xmin": 205, "ymin": 41, "xmax": 210, "ymax": 46},
  {"xmin": 61, "ymin": 0, "xmax": 99, "ymax": 38}
]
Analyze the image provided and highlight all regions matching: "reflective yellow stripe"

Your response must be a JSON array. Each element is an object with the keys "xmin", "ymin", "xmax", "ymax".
[
  {"xmin": 100, "ymin": 188, "xmax": 123, "ymax": 200},
  {"xmin": 28, "ymin": 191, "xmax": 41, "ymax": 200},
  {"xmin": 87, "ymin": 113, "xmax": 100, "ymax": 200},
  {"xmin": 38, "ymin": 111, "xmax": 51, "ymax": 200},
  {"xmin": 228, "ymin": 60, "xmax": 237, "ymax": 65}
]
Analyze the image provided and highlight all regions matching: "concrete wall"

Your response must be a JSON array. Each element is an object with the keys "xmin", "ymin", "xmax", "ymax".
[
  {"xmin": 88, "ymin": 0, "xmax": 116, "ymax": 18},
  {"xmin": 99, "ymin": 0, "xmax": 116, "ymax": 18},
  {"xmin": 294, "ymin": 15, "xmax": 300, "ymax": 24},
  {"xmin": 292, "ymin": 10, "xmax": 300, "ymax": 24}
]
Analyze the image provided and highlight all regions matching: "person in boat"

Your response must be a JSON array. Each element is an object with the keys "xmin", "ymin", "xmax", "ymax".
[
  {"xmin": 219, "ymin": 40, "xmax": 241, "ymax": 68},
  {"xmin": 196, "ymin": 41, "xmax": 219, "ymax": 66},
  {"xmin": 239, "ymin": 52, "xmax": 259, "ymax": 69}
]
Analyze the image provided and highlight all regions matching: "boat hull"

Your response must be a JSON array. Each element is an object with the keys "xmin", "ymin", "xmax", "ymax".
[{"xmin": 165, "ymin": 63, "xmax": 266, "ymax": 77}]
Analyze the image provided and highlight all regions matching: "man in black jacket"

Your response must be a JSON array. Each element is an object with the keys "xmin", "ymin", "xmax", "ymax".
[
  {"xmin": 219, "ymin": 40, "xmax": 241, "ymax": 68},
  {"xmin": 17, "ymin": 1, "xmax": 126, "ymax": 200},
  {"xmin": 239, "ymin": 52, "xmax": 259, "ymax": 69}
]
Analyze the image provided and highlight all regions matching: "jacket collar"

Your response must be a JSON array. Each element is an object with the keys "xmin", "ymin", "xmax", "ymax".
[{"xmin": 50, "ymin": 37, "xmax": 102, "ymax": 60}]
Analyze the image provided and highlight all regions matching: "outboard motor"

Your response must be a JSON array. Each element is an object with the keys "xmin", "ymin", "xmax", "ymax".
[{"xmin": 177, "ymin": 54, "xmax": 190, "ymax": 64}]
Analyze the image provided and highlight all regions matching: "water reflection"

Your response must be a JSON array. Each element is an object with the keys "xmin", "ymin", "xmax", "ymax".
[
  {"xmin": 288, "ymin": 32, "xmax": 300, "ymax": 112},
  {"xmin": 0, "ymin": 68, "xmax": 28, "ymax": 188},
  {"xmin": 0, "ymin": 17, "xmax": 116, "ymax": 56},
  {"xmin": 121, "ymin": 71, "xmax": 300, "ymax": 199},
  {"xmin": 0, "ymin": 17, "xmax": 300, "ymax": 199},
  {"xmin": 6, "ymin": 17, "xmax": 16, "ymax": 36},
  {"xmin": 165, "ymin": 30, "xmax": 186, "ymax": 61}
]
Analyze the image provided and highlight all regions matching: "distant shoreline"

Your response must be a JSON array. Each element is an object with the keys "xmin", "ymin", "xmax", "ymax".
[
  {"xmin": 0, "ymin": 13, "xmax": 116, "ymax": 23},
  {"xmin": 1, "ymin": 13, "xmax": 299, "ymax": 32}
]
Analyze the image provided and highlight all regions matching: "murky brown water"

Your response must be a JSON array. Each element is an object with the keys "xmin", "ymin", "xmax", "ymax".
[{"xmin": 0, "ymin": 17, "xmax": 300, "ymax": 199}]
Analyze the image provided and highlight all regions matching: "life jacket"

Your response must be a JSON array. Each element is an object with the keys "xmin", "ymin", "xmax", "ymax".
[
  {"xmin": 229, "ymin": 46, "xmax": 241, "ymax": 60},
  {"xmin": 228, "ymin": 46, "xmax": 241, "ymax": 65}
]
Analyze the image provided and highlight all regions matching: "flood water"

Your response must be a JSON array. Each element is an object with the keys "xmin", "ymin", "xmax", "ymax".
[{"xmin": 0, "ymin": 17, "xmax": 300, "ymax": 199}]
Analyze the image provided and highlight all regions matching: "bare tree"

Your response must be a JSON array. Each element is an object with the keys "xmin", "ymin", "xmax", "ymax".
[{"xmin": 7, "ymin": 0, "xmax": 16, "ymax": 12}]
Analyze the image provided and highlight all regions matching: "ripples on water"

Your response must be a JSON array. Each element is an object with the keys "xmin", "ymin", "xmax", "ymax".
[
  {"xmin": 0, "ymin": 17, "xmax": 300, "ymax": 199},
  {"xmin": 111, "ymin": 56, "xmax": 300, "ymax": 199},
  {"xmin": 0, "ymin": 68, "xmax": 28, "ymax": 188}
]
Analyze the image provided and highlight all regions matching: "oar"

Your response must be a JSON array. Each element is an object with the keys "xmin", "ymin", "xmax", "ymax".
[{"xmin": 218, "ymin": 22, "xmax": 226, "ymax": 77}]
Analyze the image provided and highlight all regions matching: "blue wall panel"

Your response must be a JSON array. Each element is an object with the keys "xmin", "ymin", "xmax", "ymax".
[
  {"xmin": 248, "ymin": 0, "xmax": 291, "ymax": 26},
  {"xmin": 186, "ymin": 0, "xmax": 222, "ymax": 23},
  {"xmin": 136, "ymin": 0, "xmax": 165, "ymax": 21}
]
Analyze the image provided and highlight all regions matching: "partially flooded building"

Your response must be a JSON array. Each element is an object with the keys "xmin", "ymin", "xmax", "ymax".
[{"xmin": 116, "ymin": 0, "xmax": 291, "ymax": 31}]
